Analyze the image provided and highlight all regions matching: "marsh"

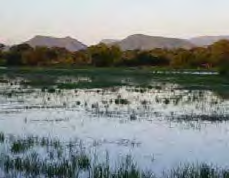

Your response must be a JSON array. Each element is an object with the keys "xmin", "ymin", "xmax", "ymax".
[{"xmin": 0, "ymin": 68, "xmax": 229, "ymax": 177}]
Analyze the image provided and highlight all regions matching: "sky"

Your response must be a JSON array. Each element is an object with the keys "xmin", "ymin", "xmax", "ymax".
[{"xmin": 0, "ymin": 0, "xmax": 229, "ymax": 45}]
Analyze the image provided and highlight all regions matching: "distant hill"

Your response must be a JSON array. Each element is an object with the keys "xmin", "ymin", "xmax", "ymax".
[
  {"xmin": 190, "ymin": 36, "xmax": 229, "ymax": 46},
  {"xmin": 112, "ymin": 34, "xmax": 194, "ymax": 51},
  {"xmin": 100, "ymin": 39, "xmax": 120, "ymax": 45},
  {"xmin": 25, "ymin": 36, "xmax": 87, "ymax": 51}
]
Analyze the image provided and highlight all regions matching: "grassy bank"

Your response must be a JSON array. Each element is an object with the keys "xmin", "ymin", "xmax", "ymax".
[{"xmin": 0, "ymin": 67, "xmax": 227, "ymax": 85}]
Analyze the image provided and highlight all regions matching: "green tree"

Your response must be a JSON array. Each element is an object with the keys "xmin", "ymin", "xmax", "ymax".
[
  {"xmin": 73, "ymin": 50, "xmax": 91, "ymax": 65},
  {"xmin": 6, "ymin": 44, "xmax": 32, "ymax": 66},
  {"xmin": 88, "ymin": 44, "xmax": 122, "ymax": 67},
  {"xmin": 134, "ymin": 51, "xmax": 169, "ymax": 66},
  {"xmin": 191, "ymin": 47, "xmax": 211, "ymax": 68},
  {"xmin": 170, "ymin": 49, "xmax": 194, "ymax": 68},
  {"xmin": 0, "ymin": 43, "xmax": 4, "ymax": 50},
  {"xmin": 0, "ymin": 44, "xmax": 5, "ymax": 65},
  {"xmin": 209, "ymin": 40, "xmax": 229, "ymax": 75},
  {"xmin": 209, "ymin": 40, "xmax": 229, "ymax": 67}
]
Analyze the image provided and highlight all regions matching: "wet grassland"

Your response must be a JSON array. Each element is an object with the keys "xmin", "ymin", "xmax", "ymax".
[{"xmin": 0, "ymin": 67, "xmax": 229, "ymax": 177}]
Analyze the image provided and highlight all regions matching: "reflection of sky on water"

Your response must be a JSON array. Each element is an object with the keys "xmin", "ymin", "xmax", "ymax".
[{"xmin": 0, "ymin": 78, "xmax": 229, "ymax": 173}]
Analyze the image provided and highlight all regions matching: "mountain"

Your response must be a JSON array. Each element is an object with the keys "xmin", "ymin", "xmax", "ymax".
[
  {"xmin": 25, "ymin": 36, "xmax": 87, "ymax": 51},
  {"xmin": 190, "ymin": 36, "xmax": 229, "ymax": 46},
  {"xmin": 112, "ymin": 34, "xmax": 194, "ymax": 51},
  {"xmin": 100, "ymin": 39, "xmax": 120, "ymax": 45}
]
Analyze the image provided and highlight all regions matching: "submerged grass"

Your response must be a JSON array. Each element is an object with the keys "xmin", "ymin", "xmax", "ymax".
[
  {"xmin": 167, "ymin": 163, "xmax": 229, "ymax": 178},
  {"xmin": 0, "ymin": 68, "xmax": 229, "ymax": 177},
  {"xmin": 0, "ymin": 132, "xmax": 5, "ymax": 143},
  {"xmin": 11, "ymin": 140, "xmax": 32, "ymax": 153},
  {"xmin": 1, "ymin": 133, "xmax": 229, "ymax": 178},
  {"xmin": 171, "ymin": 114, "xmax": 229, "ymax": 122},
  {"xmin": 115, "ymin": 98, "xmax": 130, "ymax": 105}
]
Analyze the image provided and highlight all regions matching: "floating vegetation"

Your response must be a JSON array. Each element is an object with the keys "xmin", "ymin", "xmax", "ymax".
[
  {"xmin": 163, "ymin": 98, "xmax": 170, "ymax": 105},
  {"xmin": 0, "ymin": 79, "xmax": 9, "ymax": 83},
  {"xmin": 171, "ymin": 114, "xmax": 229, "ymax": 122},
  {"xmin": 130, "ymin": 114, "xmax": 138, "ymax": 121},
  {"xmin": 141, "ymin": 100, "xmax": 148, "ymax": 105},
  {"xmin": 115, "ymin": 98, "xmax": 130, "ymax": 105},
  {"xmin": 47, "ymin": 88, "xmax": 56, "ymax": 93}
]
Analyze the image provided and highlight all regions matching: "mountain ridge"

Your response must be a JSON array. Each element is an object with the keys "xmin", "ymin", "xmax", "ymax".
[
  {"xmin": 189, "ymin": 35, "xmax": 229, "ymax": 46},
  {"xmin": 5, "ymin": 34, "xmax": 229, "ymax": 51},
  {"xmin": 110, "ymin": 34, "xmax": 195, "ymax": 50},
  {"xmin": 25, "ymin": 35, "xmax": 87, "ymax": 52}
]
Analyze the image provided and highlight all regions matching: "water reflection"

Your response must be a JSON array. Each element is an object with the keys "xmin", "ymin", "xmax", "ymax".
[{"xmin": 0, "ymin": 74, "xmax": 229, "ymax": 173}]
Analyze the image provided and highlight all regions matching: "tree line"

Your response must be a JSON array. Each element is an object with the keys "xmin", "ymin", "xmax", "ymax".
[{"xmin": 0, "ymin": 40, "xmax": 229, "ymax": 73}]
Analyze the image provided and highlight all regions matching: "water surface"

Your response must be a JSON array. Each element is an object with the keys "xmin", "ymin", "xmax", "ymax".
[{"xmin": 0, "ymin": 68, "xmax": 229, "ymax": 175}]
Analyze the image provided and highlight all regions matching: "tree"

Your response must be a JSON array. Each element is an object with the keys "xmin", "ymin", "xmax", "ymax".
[
  {"xmin": 209, "ymin": 40, "xmax": 229, "ymax": 75},
  {"xmin": 209, "ymin": 40, "xmax": 229, "ymax": 67},
  {"xmin": 0, "ymin": 43, "xmax": 4, "ymax": 50},
  {"xmin": 5, "ymin": 44, "xmax": 33, "ymax": 66},
  {"xmin": 23, "ymin": 47, "xmax": 60, "ymax": 65},
  {"xmin": 73, "ymin": 50, "xmax": 91, "ymax": 65},
  {"xmin": 88, "ymin": 44, "xmax": 122, "ymax": 67},
  {"xmin": 2, "ymin": 39, "xmax": 229, "ymax": 69},
  {"xmin": 0, "ymin": 44, "xmax": 5, "ymax": 65},
  {"xmin": 51, "ymin": 47, "xmax": 74, "ymax": 65},
  {"xmin": 136, "ymin": 51, "xmax": 169, "ymax": 66},
  {"xmin": 170, "ymin": 49, "xmax": 194, "ymax": 68},
  {"xmin": 191, "ymin": 47, "xmax": 211, "ymax": 68}
]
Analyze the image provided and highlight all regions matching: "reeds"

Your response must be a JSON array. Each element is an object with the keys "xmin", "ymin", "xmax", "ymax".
[{"xmin": 1, "ymin": 133, "xmax": 229, "ymax": 178}]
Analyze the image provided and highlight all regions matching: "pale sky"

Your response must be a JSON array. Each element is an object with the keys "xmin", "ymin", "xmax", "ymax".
[{"xmin": 0, "ymin": 0, "xmax": 229, "ymax": 45}]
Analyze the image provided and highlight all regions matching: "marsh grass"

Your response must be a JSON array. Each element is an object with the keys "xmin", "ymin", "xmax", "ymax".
[
  {"xmin": 0, "ymin": 68, "xmax": 229, "ymax": 177},
  {"xmin": 166, "ymin": 163, "xmax": 229, "ymax": 178},
  {"xmin": 11, "ymin": 140, "xmax": 32, "ymax": 153},
  {"xmin": 115, "ymin": 98, "xmax": 130, "ymax": 105},
  {"xmin": 0, "ymin": 132, "xmax": 5, "ymax": 143},
  {"xmin": 172, "ymin": 114, "xmax": 229, "ymax": 122},
  {"xmin": 1, "ymin": 134, "xmax": 229, "ymax": 178},
  {"xmin": 47, "ymin": 88, "xmax": 56, "ymax": 93},
  {"xmin": 1, "ymin": 68, "xmax": 228, "ymax": 91},
  {"xmin": 77, "ymin": 154, "xmax": 90, "ymax": 169},
  {"xmin": 0, "ymin": 134, "xmax": 146, "ymax": 178},
  {"xmin": 57, "ymin": 83, "xmax": 79, "ymax": 89}
]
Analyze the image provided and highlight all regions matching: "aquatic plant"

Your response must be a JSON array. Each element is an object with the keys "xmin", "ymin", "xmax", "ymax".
[
  {"xmin": 115, "ymin": 98, "xmax": 130, "ymax": 105},
  {"xmin": 47, "ymin": 88, "xmax": 56, "ymax": 93},
  {"xmin": 1, "ymin": 134, "xmax": 229, "ymax": 178},
  {"xmin": 0, "ymin": 132, "xmax": 5, "ymax": 143},
  {"xmin": 11, "ymin": 139, "xmax": 33, "ymax": 153}
]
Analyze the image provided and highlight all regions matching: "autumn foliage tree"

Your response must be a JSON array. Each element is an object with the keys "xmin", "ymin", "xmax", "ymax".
[
  {"xmin": 209, "ymin": 40, "xmax": 229, "ymax": 74},
  {"xmin": 88, "ymin": 44, "xmax": 122, "ymax": 67},
  {"xmin": 1, "ymin": 40, "xmax": 229, "ymax": 73},
  {"xmin": 6, "ymin": 44, "xmax": 32, "ymax": 65}
]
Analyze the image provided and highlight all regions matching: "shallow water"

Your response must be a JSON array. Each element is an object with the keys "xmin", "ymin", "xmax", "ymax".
[{"xmin": 0, "ymin": 71, "xmax": 229, "ymax": 175}]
